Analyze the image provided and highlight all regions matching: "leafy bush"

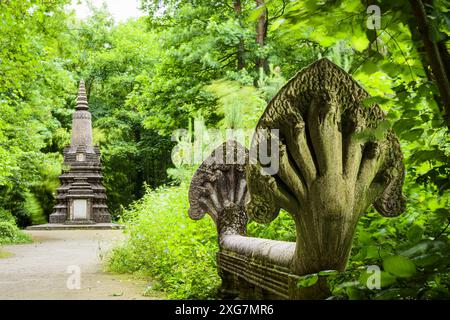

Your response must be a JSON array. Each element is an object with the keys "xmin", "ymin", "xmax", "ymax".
[
  {"xmin": 24, "ymin": 192, "xmax": 47, "ymax": 225},
  {"xmin": 0, "ymin": 208, "xmax": 16, "ymax": 224},
  {"xmin": 0, "ymin": 221, "xmax": 31, "ymax": 245},
  {"xmin": 0, "ymin": 221, "xmax": 16, "ymax": 239},
  {"xmin": 248, "ymin": 210, "xmax": 296, "ymax": 242},
  {"xmin": 107, "ymin": 182, "xmax": 220, "ymax": 299}
]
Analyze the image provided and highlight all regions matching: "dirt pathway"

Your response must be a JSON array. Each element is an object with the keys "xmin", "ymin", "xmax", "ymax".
[{"xmin": 0, "ymin": 230, "xmax": 164, "ymax": 300}]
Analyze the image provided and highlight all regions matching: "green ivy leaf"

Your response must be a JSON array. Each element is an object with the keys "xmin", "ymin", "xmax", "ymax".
[
  {"xmin": 351, "ymin": 35, "xmax": 369, "ymax": 52},
  {"xmin": 373, "ymin": 288, "xmax": 417, "ymax": 300},
  {"xmin": 412, "ymin": 253, "xmax": 442, "ymax": 267},
  {"xmin": 401, "ymin": 128, "xmax": 424, "ymax": 141},
  {"xmin": 346, "ymin": 286, "xmax": 367, "ymax": 300},
  {"xmin": 409, "ymin": 149, "xmax": 446, "ymax": 165},
  {"xmin": 401, "ymin": 240, "xmax": 446, "ymax": 258},
  {"xmin": 318, "ymin": 270, "xmax": 339, "ymax": 277},
  {"xmin": 362, "ymin": 96, "xmax": 391, "ymax": 107},
  {"xmin": 297, "ymin": 273, "xmax": 319, "ymax": 288},
  {"xmin": 383, "ymin": 255, "xmax": 416, "ymax": 278},
  {"xmin": 393, "ymin": 118, "xmax": 422, "ymax": 134},
  {"xmin": 406, "ymin": 225, "xmax": 424, "ymax": 243},
  {"xmin": 359, "ymin": 270, "xmax": 397, "ymax": 288}
]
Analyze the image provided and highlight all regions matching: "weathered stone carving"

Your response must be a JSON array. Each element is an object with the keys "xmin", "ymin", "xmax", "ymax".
[
  {"xmin": 247, "ymin": 58, "xmax": 405, "ymax": 279},
  {"xmin": 188, "ymin": 140, "xmax": 249, "ymax": 242},
  {"xmin": 189, "ymin": 140, "xmax": 300, "ymax": 298},
  {"xmin": 188, "ymin": 58, "xmax": 406, "ymax": 299},
  {"xmin": 49, "ymin": 81, "xmax": 111, "ymax": 224}
]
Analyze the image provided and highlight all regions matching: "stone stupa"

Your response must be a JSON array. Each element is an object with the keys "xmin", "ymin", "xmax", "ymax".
[{"xmin": 49, "ymin": 81, "xmax": 111, "ymax": 225}]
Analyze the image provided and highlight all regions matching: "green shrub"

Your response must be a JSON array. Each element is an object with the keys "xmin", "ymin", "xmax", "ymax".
[
  {"xmin": 0, "ymin": 221, "xmax": 16, "ymax": 239},
  {"xmin": 0, "ymin": 221, "xmax": 31, "ymax": 245},
  {"xmin": 248, "ymin": 210, "xmax": 296, "ymax": 241},
  {"xmin": 24, "ymin": 192, "xmax": 47, "ymax": 225},
  {"xmin": 108, "ymin": 182, "xmax": 221, "ymax": 299},
  {"xmin": 0, "ymin": 208, "xmax": 16, "ymax": 224}
]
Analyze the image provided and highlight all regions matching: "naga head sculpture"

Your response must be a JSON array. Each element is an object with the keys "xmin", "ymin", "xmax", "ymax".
[
  {"xmin": 188, "ymin": 140, "xmax": 249, "ymax": 241},
  {"xmin": 246, "ymin": 58, "xmax": 406, "ymax": 274}
]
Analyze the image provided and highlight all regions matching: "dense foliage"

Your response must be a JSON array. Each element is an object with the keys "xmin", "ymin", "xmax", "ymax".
[
  {"xmin": 1, "ymin": 0, "xmax": 449, "ymax": 299},
  {"xmin": 108, "ymin": 180, "xmax": 220, "ymax": 299},
  {"xmin": 0, "ymin": 209, "xmax": 31, "ymax": 245}
]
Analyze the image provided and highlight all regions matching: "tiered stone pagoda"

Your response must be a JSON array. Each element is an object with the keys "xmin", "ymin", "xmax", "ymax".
[{"xmin": 49, "ymin": 81, "xmax": 111, "ymax": 224}]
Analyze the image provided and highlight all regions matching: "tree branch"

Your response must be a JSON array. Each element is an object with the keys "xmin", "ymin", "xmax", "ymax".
[{"xmin": 409, "ymin": 0, "xmax": 450, "ymax": 128}]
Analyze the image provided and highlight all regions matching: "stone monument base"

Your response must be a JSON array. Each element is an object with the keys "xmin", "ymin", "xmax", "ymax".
[{"xmin": 26, "ymin": 223, "xmax": 124, "ymax": 230}]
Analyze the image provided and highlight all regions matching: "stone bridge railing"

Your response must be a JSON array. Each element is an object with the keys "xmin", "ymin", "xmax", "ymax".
[{"xmin": 188, "ymin": 59, "xmax": 406, "ymax": 299}]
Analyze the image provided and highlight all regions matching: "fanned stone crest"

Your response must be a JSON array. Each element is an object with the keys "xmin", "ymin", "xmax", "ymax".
[{"xmin": 188, "ymin": 140, "xmax": 249, "ymax": 240}]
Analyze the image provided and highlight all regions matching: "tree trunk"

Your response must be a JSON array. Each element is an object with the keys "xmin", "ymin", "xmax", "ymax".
[
  {"xmin": 255, "ymin": 0, "xmax": 269, "ymax": 74},
  {"xmin": 422, "ymin": 0, "xmax": 450, "ymax": 77},
  {"xmin": 409, "ymin": 0, "xmax": 450, "ymax": 128},
  {"xmin": 133, "ymin": 125, "xmax": 144, "ymax": 199},
  {"xmin": 406, "ymin": 12, "xmax": 445, "ymax": 122},
  {"xmin": 438, "ymin": 41, "xmax": 450, "ymax": 77},
  {"xmin": 233, "ymin": 0, "xmax": 245, "ymax": 70}
]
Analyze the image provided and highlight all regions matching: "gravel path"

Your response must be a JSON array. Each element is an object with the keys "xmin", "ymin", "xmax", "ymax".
[{"xmin": 0, "ymin": 230, "xmax": 163, "ymax": 300}]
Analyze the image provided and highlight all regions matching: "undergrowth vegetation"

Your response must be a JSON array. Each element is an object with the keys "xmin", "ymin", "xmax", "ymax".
[
  {"xmin": 108, "ymin": 181, "xmax": 220, "ymax": 299},
  {"xmin": 0, "ymin": 209, "xmax": 31, "ymax": 245}
]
